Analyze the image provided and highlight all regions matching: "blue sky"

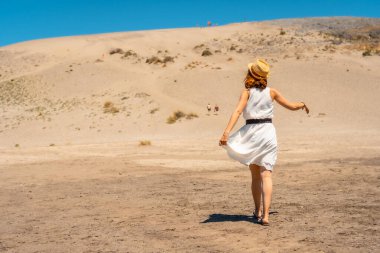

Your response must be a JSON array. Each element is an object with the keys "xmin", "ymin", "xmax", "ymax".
[{"xmin": 0, "ymin": 0, "xmax": 379, "ymax": 46}]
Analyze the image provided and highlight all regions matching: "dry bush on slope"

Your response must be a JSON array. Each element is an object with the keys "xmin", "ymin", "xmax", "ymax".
[{"xmin": 103, "ymin": 101, "xmax": 119, "ymax": 114}]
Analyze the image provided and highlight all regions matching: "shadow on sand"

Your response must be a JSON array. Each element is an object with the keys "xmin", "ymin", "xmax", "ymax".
[{"xmin": 201, "ymin": 211, "xmax": 278, "ymax": 224}]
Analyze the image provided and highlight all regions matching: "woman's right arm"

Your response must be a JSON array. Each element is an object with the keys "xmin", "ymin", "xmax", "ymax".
[{"xmin": 270, "ymin": 88, "xmax": 309, "ymax": 114}]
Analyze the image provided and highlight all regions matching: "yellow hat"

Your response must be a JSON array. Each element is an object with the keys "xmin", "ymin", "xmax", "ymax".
[{"xmin": 248, "ymin": 59, "xmax": 270, "ymax": 79}]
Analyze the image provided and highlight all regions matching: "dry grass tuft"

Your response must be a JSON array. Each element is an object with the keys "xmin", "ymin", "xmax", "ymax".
[
  {"xmin": 174, "ymin": 110, "xmax": 186, "ymax": 119},
  {"xmin": 193, "ymin": 44, "xmax": 205, "ymax": 50},
  {"xmin": 167, "ymin": 110, "xmax": 185, "ymax": 124},
  {"xmin": 162, "ymin": 56, "xmax": 174, "ymax": 63},
  {"xmin": 146, "ymin": 55, "xmax": 175, "ymax": 65},
  {"xmin": 103, "ymin": 101, "xmax": 120, "ymax": 114},
  {"xmin": 146, "ymin": 56, "xmax": 162, "ymax": 64},
  {"xmin": 139, "ymin": 140, "xmax": 151, "ymax": 146},
  {"xmin": 186, "ymin": 112, "xmax": 198, "ymax": 119},
  {"xmin": 167, "ymin": 111, "xmax": 199, "ymax": 124},
  {"xmin": 166, "ymin": 116, "xmax": 177, "ymax": 124},
  {"xmin": 109, "ymin": 48, "xmax": 124, "ymax": 55},
  {"xmin": 150, "ymin": 108, "xmax": 159, "ymax": 114},
  {"xmin": 104, "ymin": 101, "xmax": 113, "ymax": 108},
  {"xmin": 123, "ymin": 50, "xmax": 137, "ymax": 57},
  {"xmin": 135, "ymin": 92, "xmax": 150, "ymax": 98},
  {"xmin": 201, "ymin": 49, "xmax": 213, "ymax": 56}
]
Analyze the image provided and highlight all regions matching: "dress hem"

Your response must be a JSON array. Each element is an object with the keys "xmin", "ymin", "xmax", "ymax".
[{"xmin": 241, "ymin": 160, "xmax": 274, "ymax": 171}]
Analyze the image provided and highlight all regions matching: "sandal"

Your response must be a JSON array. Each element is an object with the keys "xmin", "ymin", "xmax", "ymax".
[
  {"xmin": 252, "ymin": 213, "xmax": 262, "ymax": 222},
  {"xmin": 260, "ymin": 219, "xmax": 269, "ymax": 226}
]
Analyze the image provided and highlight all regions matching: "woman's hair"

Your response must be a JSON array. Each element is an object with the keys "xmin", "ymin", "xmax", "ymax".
[{"xmin": 244, "ymin": 71, "xmax": 267, "ymax": 90}]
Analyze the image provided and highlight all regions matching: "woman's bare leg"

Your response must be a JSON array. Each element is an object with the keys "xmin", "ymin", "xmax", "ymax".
[
  {"xmin": 260, "ymin": 167, "xmax": 273, "ymax": 223},
  {"xmin": 249, "ymin": 164, "xmax": 262, "ymax": 217}
]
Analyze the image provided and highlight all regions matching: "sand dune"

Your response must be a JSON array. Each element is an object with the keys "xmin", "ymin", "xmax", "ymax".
[
  {"xmin": 1, "ymin": 17, "xmax": 379, "ymax": 147},
  {"xmin": 0, "ymin": 17, "xmax": 379, "ymax": 252}
]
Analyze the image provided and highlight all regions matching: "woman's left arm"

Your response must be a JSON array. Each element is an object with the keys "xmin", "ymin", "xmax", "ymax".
[{"xmin": 219, "ymin": 89, "xmax": 250, "ymax": 146}]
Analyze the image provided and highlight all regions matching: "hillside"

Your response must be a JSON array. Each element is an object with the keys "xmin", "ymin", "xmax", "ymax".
[{"xmin": 1, "ymin": 17, "xmax": 379, "ymax": 147}]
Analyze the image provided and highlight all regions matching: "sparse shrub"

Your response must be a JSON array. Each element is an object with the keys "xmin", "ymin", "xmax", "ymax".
[
  {"xmin": 109, "ymin": 48, "xmax": 124, "ymax": 55},
  {"xmin": 362, "ymin": 50, "xmax": 372, "ymax": 57},
  {"xmin": 103, "ymin": 101, "xmax": 119, "ymax": 114},
  {"xmin": 145, "ymin": 55, "xmax": 174, "ymax": 64},
  {"xmin": 166, "ymin": 110, "xmax": 185, "ymax": 124},
  {"xmin": 166, "ymin": 115, "xmax": 177, "ymax": 124},
  {"xmin": 280, "ymin": 29, "xmax": 286, "ymax": 35},
  {"xmin": 186, "ymin": 112, "xmax": 198, "ymax": 119},
  {"xmin": 95, "ymin": 59, "xmax": 103, "ymax": 63},
  {"xmin": 201, "ymin": 49, "xmax": 213, "ymax": 56},
  {"xmin": 193, "ymin": 44, "xmax": 205, "ymax": 50},
  {"xmin": 15, "ymin": 144, "xmax": 19, "ymax": 148},
  {"xmin": 166, "ymin": 110, "xmax": 199, "ymax": 124},
  {"xmin": 49, "ymin": 143, "xmax": 55, "ymax": 146},
  {"xmin": 139, "ymin": 140, "xmax": 151, "ymax": 146},
  {"xmin": 150, "ymin": 108, "xmax": 159, "ymax": 114},
  {"xmin": 174, "ymin": 110, "xmax": 186, "ymax": 119},
  {"xmin": 123, "ymin": 50, "xmax": 137, "ymax": 57},
  {"xmin": 104, "ymin": 101, "xmax": 113, "ymax": 108},
  {"xmin": 162, "ymin": 56, "xmax": 174, "ymax": 63},
  {"xmin": 135, "ymin": 92, "xmax": 150, "ymax": 98},
  {"xmin": 146, "ymin": 56, "xmax": 162, "ymax": 64}
]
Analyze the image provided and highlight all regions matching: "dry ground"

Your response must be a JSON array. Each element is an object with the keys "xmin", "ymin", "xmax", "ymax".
[{"xmin": 1, "ymin": 135, "xmax": 379, "ymax": 253}]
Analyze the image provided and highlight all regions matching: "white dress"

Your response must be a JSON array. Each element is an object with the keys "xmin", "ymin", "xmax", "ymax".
[{"xmin": 223, "ymin": 87, "xmax": 277, "ymax": 170}]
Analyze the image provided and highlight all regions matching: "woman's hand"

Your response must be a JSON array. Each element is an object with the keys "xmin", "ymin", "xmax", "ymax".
[
  {"xmin": 301, "ymin": 102, "xmax": 310, "ymax": 114},
  {"xmin": 219, "ymin": 132, "xmax": 229, "ymax": 146}
]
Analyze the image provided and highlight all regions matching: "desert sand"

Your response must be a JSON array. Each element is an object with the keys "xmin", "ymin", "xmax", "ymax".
[{"xmin": 0, "ymin": 17, "xmax": 379, "ymax": 252}]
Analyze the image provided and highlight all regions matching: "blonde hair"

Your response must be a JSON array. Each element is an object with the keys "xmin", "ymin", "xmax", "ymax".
[{"xmin": 244, "ymin": 71, "xmax": 267, "ymax": 90}]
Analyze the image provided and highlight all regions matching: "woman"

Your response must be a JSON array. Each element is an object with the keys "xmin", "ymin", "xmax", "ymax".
[{"xmin": 219, "ymin": 59, "xmax": 309, "ymax": 226}]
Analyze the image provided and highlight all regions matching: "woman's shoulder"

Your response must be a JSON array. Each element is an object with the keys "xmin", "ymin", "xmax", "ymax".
[
  {"xmin": 268, "ymin": 86, "xmax": 278, "ymax": 93},
  {"xmin": 239, "ymin": 88, "xmax": 250, "ymax": 99},
  {"xmin": 268, "ymin": 87, "xmax": 278, "ymax": 100}
]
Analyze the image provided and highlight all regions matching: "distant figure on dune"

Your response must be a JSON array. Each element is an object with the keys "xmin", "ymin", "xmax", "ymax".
[
  {"xmin": 207, "ymin": 103, "xmax": 211, "ymax": 112},
  {"xmin": 219, "ymin": 59, "xmax": 309, "ymax": 226},
  {"xmin": 214, "ymin": 104, "xmax": 219, "ymax": 113}
]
